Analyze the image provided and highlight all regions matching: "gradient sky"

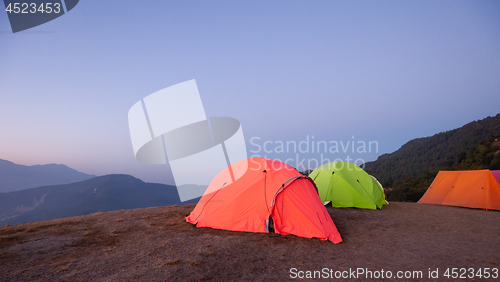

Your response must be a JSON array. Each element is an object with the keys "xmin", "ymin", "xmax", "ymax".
[{"xmin": 1, "ymin": 1, "xmax": 499, "ymax": 185}]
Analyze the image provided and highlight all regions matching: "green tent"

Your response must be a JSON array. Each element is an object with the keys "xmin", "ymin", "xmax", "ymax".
[{"xmin": 309, "ymin": 161, "xmax": 387, "ymax": 209}]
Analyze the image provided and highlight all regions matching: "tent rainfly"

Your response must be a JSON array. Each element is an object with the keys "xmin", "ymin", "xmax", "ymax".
[
  {"xmin": 418, "ymin": 170, "xmax": 500, "ymax": 210},
  {"xmin": 309, "ymin": 161, "xmax": 387, "ymax": 209},
  {"xmin": 186, "ymin": 157, "xmax": 343, "ymax": 244}
]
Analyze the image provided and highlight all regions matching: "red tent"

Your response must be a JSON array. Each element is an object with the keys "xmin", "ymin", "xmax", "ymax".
[{"xmin": 186, "ymin": 157, "xmax": 342, "ymax": 244}]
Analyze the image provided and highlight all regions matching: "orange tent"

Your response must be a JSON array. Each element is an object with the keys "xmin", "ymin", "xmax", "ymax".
[
  {"xmin": 186, "ymin": 157, "xmax": 343, "ymax": 244},
  {"xmin": 418, "ymin": 170, "xmax": 500, "ymax": 210}
]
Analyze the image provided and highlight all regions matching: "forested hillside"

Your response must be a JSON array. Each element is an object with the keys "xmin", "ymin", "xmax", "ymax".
[
  {"xmin": 364, "ymin": 113, "xmax": 500, "ymax": 186},
  {"xmin": 385, "ymin": 133, "xmax": 500, "ymax": 202}
]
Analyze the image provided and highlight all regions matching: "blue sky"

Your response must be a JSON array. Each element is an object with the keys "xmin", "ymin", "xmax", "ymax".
[{"xmin": 1, "ymin": 1, "xmax": 499, "ymax": 184}]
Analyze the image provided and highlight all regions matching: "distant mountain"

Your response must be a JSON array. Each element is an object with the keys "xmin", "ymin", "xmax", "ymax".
[
  {"xmin": 385, "ymin": 133, "xmax": 500, "ymax": 202},
  {"xmin": 364, "ymin": 114, "xmax": 500, "ymax": 186},
  {"xmin": 0, "ymin": 158, "xmax": 95, "ymax": 193},
  {"xmin": 0, "ymin": 174, "xmax": 200, "ymax": 226}
]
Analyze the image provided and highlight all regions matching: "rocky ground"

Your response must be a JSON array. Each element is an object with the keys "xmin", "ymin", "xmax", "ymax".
[{"xmin": 1, "ymin": 202, "xmax": 499, "ymax": 281}]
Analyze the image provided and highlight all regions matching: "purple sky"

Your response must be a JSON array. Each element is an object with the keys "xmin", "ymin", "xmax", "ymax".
[{"xmin": 1, "ymin": 1, "xmax": 499, "ymax": 184}]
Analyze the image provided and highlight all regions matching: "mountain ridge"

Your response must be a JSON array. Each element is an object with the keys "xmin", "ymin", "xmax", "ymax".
[
  {"xmin": 0, "ymin": 158, "xmax": 95, "ymax": 193},
  {"xmin": 364, "ymin": 114, "xmax": 500, "ymax": 185},
  {"xmin": 0, "ymin": 174, "xmax": 200, "ymax": 226}
]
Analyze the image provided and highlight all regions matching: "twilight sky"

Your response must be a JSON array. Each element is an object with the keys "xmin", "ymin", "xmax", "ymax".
[{"xmin": 1, "ymin": 1, "xmax": 499, "ymax": 185}]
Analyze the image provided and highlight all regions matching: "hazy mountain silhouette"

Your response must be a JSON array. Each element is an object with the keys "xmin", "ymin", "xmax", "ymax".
[
  {"xmin": 0, "ymin": 174, "xmax": 200, "ymax": 225},
  {"xmin": 0, "ymin": 158, "xmax": 95, "ymax": 193}
]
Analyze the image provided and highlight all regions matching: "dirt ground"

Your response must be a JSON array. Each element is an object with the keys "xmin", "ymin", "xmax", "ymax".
[{"xmin": 0, "ymin": 202, "xmax": 499, "ymax": 281}]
